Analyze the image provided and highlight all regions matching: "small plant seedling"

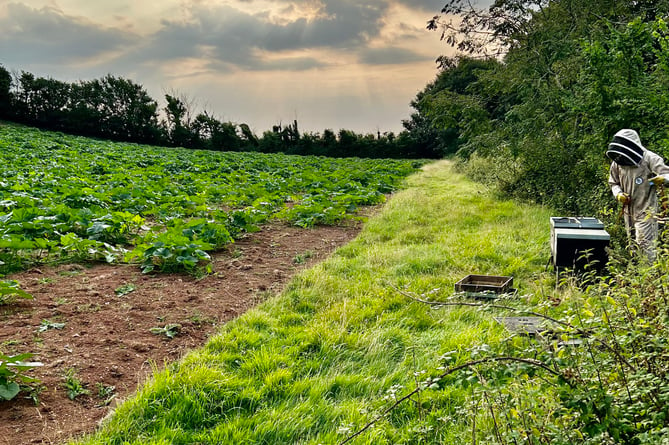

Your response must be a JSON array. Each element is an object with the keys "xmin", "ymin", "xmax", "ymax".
[
  {"xmin": 150, "ymin": 323, "xmax": 181, "ymax": 339},
  {"xmin": 188, "ymin": 312, "xmax": 215, "ymax": 327},
  {"xmin": 75, "ymin": 303, "xmax": 101, "ymax": 313},
  {"xmin": 37, "ymin": 319, "xmax": 66, "ymax": 333},
  {"xmin": 293, "ymin": 250, "xmax": 315, "ymax": 265},
  {"xmin": 95, "ymin": 382, "xmax": 116, "ymax": 406},
  {"xmin": 114, "ymin": 283, "xmax": 136, "ymax": 296},
  {"xmin": 62, "ymin": 368, "xmax": 90, "ymax": 400}
]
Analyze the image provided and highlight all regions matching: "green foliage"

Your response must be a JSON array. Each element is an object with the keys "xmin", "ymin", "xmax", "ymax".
[
  {"xmin": 37, "ymin": 319, "xmax": 66, "ymax": 333},
  {"xmin": 0, "ymin": 279, "xmax": 33, "ymax": 305},
  {"xmin": 128, "ymin": 231, "xmax": 213, "ymax": 274},
  {"xmin": 416, "ymin": 2, "xmax": 669, "ymax": 216},
  {"xmin": 150, "ymin": 323, "xmax": 182, "ymax": 339},
  {"xmin": 0, "ymin": 123, "xmax": 421, "ymax": 275},
  {"xmin": 69, "ymin": 161, "xmax": 554, "ymax": 445},
  {"xmin": 0, "ymin": 352, "xmax": 42, "ymax": 401},
  {"xmin": 406, "ymin": 56, "xmax": 502, "ymax": 157},
  {"xmin": 62, "ymin": 368, "xmax": 90, "ymax": 400},
  {"xmin": 114, "ymin": 283, "xmax": 136, "ymax": 296}
]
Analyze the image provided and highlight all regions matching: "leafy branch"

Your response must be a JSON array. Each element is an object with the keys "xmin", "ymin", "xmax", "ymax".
[{"xmin": 339, "ymin": 356, "xmax": 566, "ymax": 445}]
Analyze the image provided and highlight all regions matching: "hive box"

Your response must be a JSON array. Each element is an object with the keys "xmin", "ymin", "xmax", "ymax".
[{"xmin": 550, "ymin": 217, "xmax": 610, "ymax": 271}]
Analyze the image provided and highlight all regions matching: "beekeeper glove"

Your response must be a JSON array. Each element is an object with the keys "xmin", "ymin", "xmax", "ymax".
[
  {"xmin": 617, "ymin": 193, "xmax": 630, "ymax": 205},
  {"xmin": 650, "ymin": 175, "xmax": 666, "ymax": 186}
]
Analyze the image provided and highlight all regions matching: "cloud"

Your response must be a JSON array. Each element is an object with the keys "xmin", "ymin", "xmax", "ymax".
[
  {"xmin": 113, "ymin": 1, "xmax": 399, "ymax": 72},
  {"xmin": 0, "ymin": 3, "xmax": 135, "ymax": 66},
  {"xmin": 1, "ymin": 1, "xmax": 436, "ymax": 74},
  {"xmin": 359, "ymin": 46, "xmax": 430, "ymax": 65},
  {"xmin": 394, "ymin": 0, "xmax": 445, "ymax": 12},
  {"xmin": 0, "ymin": 0, "xmax": 448, "ymax": 134}
]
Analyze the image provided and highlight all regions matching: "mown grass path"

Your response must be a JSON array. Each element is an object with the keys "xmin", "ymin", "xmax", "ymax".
[{"xmin": 73, "ymin": 160, "xmax": 554, "ymax": 445}]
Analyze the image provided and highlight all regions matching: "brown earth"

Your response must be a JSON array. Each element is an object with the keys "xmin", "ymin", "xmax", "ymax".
[{"xmin": 0, "ymin": 222, "xmax": 362, "ymax": 445}]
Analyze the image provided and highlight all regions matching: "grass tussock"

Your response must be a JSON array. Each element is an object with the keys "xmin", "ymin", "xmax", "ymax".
[{"xmin": 72, "ymin": 160, "xmax": 555, "ymax": 445}]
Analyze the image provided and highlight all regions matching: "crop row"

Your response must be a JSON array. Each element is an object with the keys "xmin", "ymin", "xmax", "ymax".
[{"xmin": 0, "ymin": 123, "xmax": 423, "ymax": 274}]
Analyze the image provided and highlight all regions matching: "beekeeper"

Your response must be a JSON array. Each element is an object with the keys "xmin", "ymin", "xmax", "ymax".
[{"xmin": 607, "ymin": 129, "xmax": 669, "ymax": 262}]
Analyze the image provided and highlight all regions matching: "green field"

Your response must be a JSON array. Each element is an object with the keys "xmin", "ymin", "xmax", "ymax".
[
  {"xmin": 0, "ymin": 122, "xmax": 421, "ymax": 275},
  {"xmin": 67, "ymin": 157, "xmax": 555, "ymax": 444},
  {"xmin": 4, "ymin": 124, "xmax": 666, "ymax": 444}
]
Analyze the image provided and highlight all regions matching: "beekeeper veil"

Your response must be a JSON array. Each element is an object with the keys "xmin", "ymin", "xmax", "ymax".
[{"xmin": 606, "ymin": 129, "xmax": 645, "ymax": 166}]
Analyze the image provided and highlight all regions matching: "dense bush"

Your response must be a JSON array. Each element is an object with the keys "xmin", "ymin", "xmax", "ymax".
[{"xmin": 410, "ymin": 1, "xmax": 669, "ymax": 217}]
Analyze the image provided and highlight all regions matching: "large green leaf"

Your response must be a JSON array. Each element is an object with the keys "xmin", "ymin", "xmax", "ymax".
[{"xmin": 0, "ymin": 381, "xmax": 20, "ymax": 400}]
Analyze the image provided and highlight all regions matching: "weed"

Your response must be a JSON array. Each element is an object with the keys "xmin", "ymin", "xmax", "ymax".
[
  {"xmin": 188, "ymin": 312, "xmax": 215, "ymax": 327},
  {"xmin": 1, "ymin": 339, "xmax": 20, "ymax": 348},
  {"xmin": 150, "ymin": 323, "xmax": 181, "ymax": 339},
  {"xmin": 114, "ymin": 283, "xmax": 136, "ymax": 296},
  {"xmin": 36, "ymin": 319, "xmax": 66, "ymax": 333},
  {"xmin": 62, "ymin": 369, "xmax": 90, "ymax": 400},
  {"xmin": 75, "ymin": 303, "xmax": 101, "ymax": 313},
  {"xmin": 292, "ymin": 250, "xmax": 314, "ymax": 265},
  {"xmin": 58, "ymin": 270, "xmax": 82, "ymax": 277},
  {"xmin": 95, "ymin": 382, "xmax": 116, "ymax": 406}
]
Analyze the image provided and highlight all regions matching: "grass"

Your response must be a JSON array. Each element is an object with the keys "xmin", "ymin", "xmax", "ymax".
[{"xmin": 71, "ymin": 160, "xmax": 555, "ymax": 444}]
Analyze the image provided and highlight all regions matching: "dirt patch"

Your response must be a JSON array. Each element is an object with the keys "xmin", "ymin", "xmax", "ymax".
[{"xmin": 0, "ymin": 223, "xmax": 361, "ymax": 445}]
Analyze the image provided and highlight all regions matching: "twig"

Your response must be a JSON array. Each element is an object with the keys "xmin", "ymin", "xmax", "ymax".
[{"xmin": 338, "ymin": 356, "xmax": 566, "ymax": 445}]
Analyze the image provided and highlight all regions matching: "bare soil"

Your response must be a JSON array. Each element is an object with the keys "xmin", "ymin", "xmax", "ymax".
[{"xmin": 0, "ymin": 223, "xmax": 361, "ymax": 445}]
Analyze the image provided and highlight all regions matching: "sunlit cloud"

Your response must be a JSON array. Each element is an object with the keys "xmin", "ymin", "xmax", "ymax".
[
  {"xmin": 0, "ymin": 3, "xmax": 135, "ymax": 65},
  {"xmin": 0, "ymin": 0, "xmax": 454, "ymax": 133}
]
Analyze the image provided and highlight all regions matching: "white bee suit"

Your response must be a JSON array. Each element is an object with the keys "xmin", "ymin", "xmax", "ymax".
[{"xmin": 607, "ymin": 129, "xmax": 669, "ymax": 261}]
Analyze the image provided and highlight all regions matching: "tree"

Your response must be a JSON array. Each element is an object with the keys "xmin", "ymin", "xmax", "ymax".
[
  {"xmin": 164, "ymin": 93, "xmax": 194, "ymax": 147},
  {"xmin": 28, "ymin": 77, "xmax": 71, "ymax": 129},
  {"xmin": 423, "ymin": 1, "xmax": 669, "ymax": 214},
  {"xmin": 0, "ymin": 65, "xmax": 11, "ymax": 119},
  {"xmin": 239, "ymin": 124, "xmax": 259, "ymax": 149},
  {"xmin": 94, "ymin": 75, "xmax": 159, "ymax": 142},
  {"xmin": 64, "ymin": 75, "xmax": 160, "ymax": 143},
  {"xmin": 404, "ymin": 56, "xmax": 501, "ymax": 157},
  {"xmin": 258, "ymin": 130, "xmax": 283, "ymax": 153}
]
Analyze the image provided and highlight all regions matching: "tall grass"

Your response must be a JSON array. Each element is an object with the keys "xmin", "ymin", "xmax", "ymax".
[{"xmin": 72, "ymin": 160, "xmax": 555, "ymax": 444}]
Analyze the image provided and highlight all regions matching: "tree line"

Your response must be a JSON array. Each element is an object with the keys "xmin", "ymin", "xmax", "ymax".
[
  {"xmin": 0, "ymin": 68, "xmax": 444, "ymax": 159},
  {"xmin": 412, "ymin": 0, "xmax": 669, "ymax": 216}
]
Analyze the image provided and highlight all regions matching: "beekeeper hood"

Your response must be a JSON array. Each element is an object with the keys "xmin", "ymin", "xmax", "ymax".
[{"xmin": 606, "ymin": 129, "xmax": 645, "ymax": 166}]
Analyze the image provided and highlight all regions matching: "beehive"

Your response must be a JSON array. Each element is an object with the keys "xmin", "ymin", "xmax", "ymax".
[{"xmin": 550, "ymin": 217, "xmax": 609, "ymax": 271}]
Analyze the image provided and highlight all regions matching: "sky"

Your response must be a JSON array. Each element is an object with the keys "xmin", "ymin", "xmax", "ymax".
[{"xmin": 0, "ymin": 0, "xmax": 456, "ymax": 135}]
